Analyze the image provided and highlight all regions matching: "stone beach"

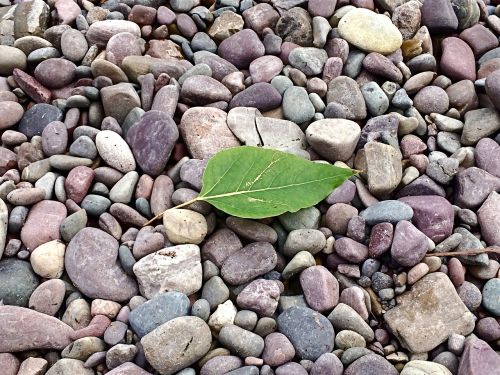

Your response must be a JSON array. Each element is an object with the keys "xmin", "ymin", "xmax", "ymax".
[{"xmin": 0, "ymin": 0, "xmax": 499, "ymax": 374}]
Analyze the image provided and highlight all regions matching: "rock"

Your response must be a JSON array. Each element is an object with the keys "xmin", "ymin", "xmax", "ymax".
[
  {"xmin": 208, "ymin": 300, "xmax": 237, "ymax": 334},
  {"xmin": 0, "ymin": 259, "xmax": 38, "ymax": 306},
  {"xmin": 221, "ymin": 242, "xmax": 277, "ymax": 286},
  {"xmin": 277, "ymin": 306, "xmax": 335, "ymax": 361},
  {"xmin": 458, "ymin": 338, "xmax": 500, "ymax": 375},
  {"xmin": 141, "ymin": 316, "xmax": 211, "ymax": 375},
  {"xmin": 107, "ymin": 362, "xmax": 152, "ymax": 375},
  {"xmin": 361, "ymin": 200, "xmax": 413, "ymax": 225},
  {"xmin": 45, "ymin": 359, "xmax": 93, "ymax": 375},
  {"xmin": 440, "ymin": 37, "xmax": 476, "ymax": 81},
  {"xmin": 478, "ymin": 192, "xmax": 500, "ymax": 246},
  {"xmin": 365, "ymin": 142, "xmax": 402, "ymax": 198},
  {"xmin": 34, "ymin": 58, "xmax": 75, "ymax": 89},
  {"xmin": 391, "ymin": 221, "xmax": 428, "ymax": 267},
  {"xmin": 0, "ymin": 305, "xmax": 73, "ymax": 351},
  {"xmin": 283, "ymin": 229, "xmax": 326, "ymax": 257},
  {"xmin": 300, "ymin": 265, "xmax": 339, "ymax": 312},
  {"xmin": 249, "ymin": 56, "xmax": 283, "ymax": 83},
  {"xmin": 455, "ymin": 167, "xmax": 500, "ymax": 209},
  {"xmin": 326, "ymin": 76, "xmax": 367, "ymax": 120},
  {"xmin": 475, "ymin": 138, "xmax": 500, "ymax": 178},
  {"xmin": 100, "ymin": 83, "xmax": 141, "ymax": 124},
  {"xmin": 255, "ymin": 117, "xmax": 306, "ymax": 150},
  {"xmin": 243, "ymin": 3, "xmax": 280, "ymax": 36},
  {"xmin": 61, "ymin": 29, "xmax": 88, "ymax": 62},
  {"xmin": 399, "ymin": 195, "xmax": 454, "ymax": 243},
  {"xmin": 282, "ymin": 86, "xmax": 315, "ymax": 124},
  {"xmin": 361, "ymin": 82, "xmax": 390, "ymax": 116},
  {"xmin": 200, "ymin": 356, "xmax": 243, "ymax": 375},
  {"xmin": 482, "ymin": 278, "xmax": 500, "ymax": 316},
  {"xmin": 180, "ymin": 76, "xmax": 232, "ymax": 105},
  {"xmin": 29, "ymin": 279, "xmax": 65, "ymax": 316},
  {"xmin": 413, "ymin": 86, "xmax": 449, "ymax": 115},
  {"xmin": 30, "ymin": 240, "xmax": 65, "ymax": 279},
  {"xmin": 236, "ymin": 279, "xmax": 281, "ymax": 317},
  {"xmin": 14, "ymin": 0, "xmax": 50, "ymax": 39},
  {"xmin": 306, "ymin": 119, "xmax": 361, "ymax": 162},
  {"xmin": 86, "ymin": 20, "xmax": 141, "ymax": 47},
  {"xmin": 462, "ymin": 108, "xmax": 500, "ymax": 146},
  {"xmin": 485, "ymin": 69, "xmax": 500, "ymax": 111},
  {"xmin": 163, "ymin": 209, "xmax": 207, "ymax": 245},
  {"xmin": 229, "ymin": 83, "xmax": 282, "ymax": 111},
  {"xmin": 344, "ymin": 354, "xmax": 398, "ymax": 375},
  {"xmin": 18, "ymin": 103, "xmax": 63, "ymax": 138},
  {"xmin": 0, "ymin": 102, "xmax": 24, "ymax": 130},
  {"xmin": 179, "ymin": 107, "xmax": 240, "ymax": 159},
  {"xmin": 275, "ymin": 7, "xmax": 313, "ymax": 47},
  {"xmin": 20, "ymin": 200, "xmax": 67, "ymax": 251},
  {"xmin": 96, "ymin": 130, "xmax": 136, "ymax": 173},
  {"xmin": 219, "ymin": 325, "xmax": 264, "ymax": 358},
  {"xmin": 218, "ymin": 29, "xmax": 265, "ymax": 69},
  {"xmin": 0, "ymin": 46, "xmax": 27, "ymax": 75},
  {"xmin": 384, "ymin": 273, "xmax": 474, "ymax": 353},
  {"xmin": 421, "ymin": 0, "xmax": 458, "ymax": 33},
  {"xmin": 133, "ymin": 245, "xmax": 202, "ymax": 298},
  {"xmin": 130, "ymin": 292, "xmax": 190, "ymax": 338},
  {"xmin": 65, "ymin": 227, "xmax": 138, "ymax": 302},
  {"xmin": 338, "ymin": 9, "xmax": 402, "ymax": 55},
  {"xmin": 327, "ymin": 303, "xmax": 374, "ymax": 341},
  {"xmin": 208, "ymin": 11, "xmax": 244, "ymax": 41},
  {"xmin": 289, "ymin": 47, "xmax": 328, "ymax": 76}
]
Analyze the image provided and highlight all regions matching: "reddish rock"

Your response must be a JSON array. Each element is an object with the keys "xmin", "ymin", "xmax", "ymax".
[
  {"xmin": 236, "ymin": 279, "xmax": 281, "ymax": 317},
  {"xmin": 20, "ymin": 200, "xmax": 67, "ymax": 251},
  {"xmin": 65, "ymin": 166, "xmax": 95, "ymax": 203},
  {"xmin": 440, "ymin": 37, "xmax": 476, "ymax": 81},
  {"xmin": 458, "ymin": 338, "xmax": 500, "ymax": 375},
  {"xmin": 13, "ymin": 68, "xmax": 52, "ymax": 103},
  {"xmin": 0, "ymin": 305, "xmax": 73, "ymax": 352},
  {"xmin": 300, "ymin": 265, "xmax": 339, "ymax": 312}
]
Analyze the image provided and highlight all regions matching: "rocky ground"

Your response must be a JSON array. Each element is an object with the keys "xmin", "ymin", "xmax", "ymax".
[{"xmin": 0, "ymin": 0, "xmax": 499, "ymax": 374}]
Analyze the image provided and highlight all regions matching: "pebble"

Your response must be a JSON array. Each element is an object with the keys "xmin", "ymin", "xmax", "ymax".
[
  {"xmin": 277, "ymin": 306, "xmax": 335, "ymax": 361},
  {"xmin": 130, "ymin": 292, "xmax": 190, "ymax": 337},
  {"xmin": 141, "ymin": 316, "xmax": 212, "ymax": 375},
  {"xmin": 300, "ymin": 265, "xmax": 339, "ymax": 312},
  {"xmin": 236, "ymin": 279, "xmax": 281, "ymax": 317},
  {"xmin": 361, "ymin": 200, "xmax": 413, "ymax": 225},
  {"xmin": 391, "ymin": 220, "xmax": 429, "ymax": 267},
  {"xmin": 219, "ymin": 325, "xmax": 265, "ymax": 358},
  {"xmin": 96, "ymin": 130, "xmax": 136, "ymax": 173}
]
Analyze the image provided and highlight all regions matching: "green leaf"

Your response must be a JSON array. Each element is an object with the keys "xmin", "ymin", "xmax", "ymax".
[{"xmin": 198, "ymin": 146, "xmax": 355, "ymax": 219}]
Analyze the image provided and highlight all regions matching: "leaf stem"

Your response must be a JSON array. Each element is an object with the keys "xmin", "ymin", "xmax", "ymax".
[
  {"xmin": 426, "ymin": 247, "xmax": 500, "ymax": 257},
  {"xmin": 143, "ymin": 197, "xmax": 201, "ymax": 227}
]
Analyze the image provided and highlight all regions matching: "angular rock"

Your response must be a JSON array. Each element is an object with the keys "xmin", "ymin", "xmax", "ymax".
[{"xmin": 384, "ymin": 273, "xmax": 475, "ymax": 353}]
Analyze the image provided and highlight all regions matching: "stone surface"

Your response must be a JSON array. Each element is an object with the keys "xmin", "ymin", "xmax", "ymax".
[
  {"xmin": 133, "ymin": 245, "xmax": 202, "ymax": 298},
  {"xmin": 0, "ymin": 259, "xmax": 38, "ymax": 306},
  {"xmin": 141, "ymin": 316, "xmax": 211, "ymax": 375},
  {"xmin": 384, "ymin": 273, "xmax": 475, "ymax": 353}
]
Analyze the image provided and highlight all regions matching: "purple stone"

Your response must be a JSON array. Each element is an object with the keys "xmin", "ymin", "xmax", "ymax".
[
  {"xmin": 126, "ymin": 110, "xmax": 179, "ymax": 177},
  {"xmin": 391, "ymin": 220, "xmax": 428, "ymax": 267},
  {"xmin": 398, "ymin": 195, "xmax": 454, "ymax": 243},
  {"xmin": 369, "ymin": 223, "xmax": 393, "ymax": 258},
  {"xmin": 229, "ymin": 83, "xmax": 282, "ymax": 111},
  {"xmin": 458, "ymin": 338, "xmax": 500, "ymax": 375},
  {"xmin": 218, "ymin": 29, "xmax": 265, "ymax": 69},
  {"xmin": 455, "ymin": 167, "xmax": 500, "ymax": 209},
  {"xmin": 334, "ymin": 238, "xmax": 368, "ymax": 263}
]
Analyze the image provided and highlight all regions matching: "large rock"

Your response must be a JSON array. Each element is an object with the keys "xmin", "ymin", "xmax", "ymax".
[
  {"xmin": 86, "ymin": 20, "xmax": 141, "ymax": 47},
  {"xmin": 65, "ymin": 228, "xmax": 138, "ymax": 302},
  {"xmin": 100, "ymin": 83, "xmax": 141, "ymax": 124},
  {"xmin": 218, "ymin": 29, "xmax": 265, "ymax": 69},
  {"xmin": 133, "ymin": 245, "xmax": 202, "ymax": 298},
  {"xmin": 338, "ymin": 9, "xmax": 402, "ymax": 55},
  {"xmin": 13, "ymin": 0, "xmax": 50, "ymax": 38},
  {"xmin": 179, "ymin": 107, "xmax": 240, "ymax": 159},
  {"xmin": 461, "ymin": 108, "xmax": 500, "ymax": 146},
  {"xmin": 0, "ymin": 305, "xmax": 73, "ymax": 352},
  {"xmin": 478, "ymin": 191, "xmax": 500, "ymax": 246},
  {"xmin": 458, "ymin": 338, "xmax": 500, "ymax": 375},
  {"xmin": 126, "ymin": 111, "xmax": 178, "ymax": 176},
  {"xmin": 141, "ymin": 316, "xmax": 211, "ymax": 375},
  {"xmin": 384, "ymin": 273, "xmax": 475, "ymax": 353}
]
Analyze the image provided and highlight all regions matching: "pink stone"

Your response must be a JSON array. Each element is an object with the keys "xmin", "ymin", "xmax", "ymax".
[
  {"xmin": 65, "ymin": 166, "xmax": 95, "ymax": 203},
  {"xmin": 300, "ymin": 265, "xmax": 339, "ymax": 312}
]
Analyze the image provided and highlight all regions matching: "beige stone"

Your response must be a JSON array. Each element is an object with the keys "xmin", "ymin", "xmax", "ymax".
[
  {"xmin": 30, "ymin": 240, "xmax": 65, "ymax": 278},
  {"xmin": 208, "ymin": 300, "xmax": 237, "ymax": 335},
  {"xmin": 338, "ymin": 8, "xmax": 403, "ymax": 55},
  {"xmin": 401, "ymin": 360, "xmax": 452, "ymax": 375},
  {"xmin": 364, "ymin": 142, "xmax": 402, "ymax": 198},
  {"xmin": 163, "ymin": 208, "xmax": 207, "ymax": 245},
  {"xmin": 384, "ymin": 273, "xmax": 475, "ymax": 353}
]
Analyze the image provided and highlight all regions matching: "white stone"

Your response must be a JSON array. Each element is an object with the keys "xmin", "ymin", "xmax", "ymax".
[
  {"xmin": 30, "ymin": 240, "xmax": 65, "ymax": 278},
  {"xmin": 96, "ymin": 130, "xmax": 136, "ymax": 173},
  {"xmin": 163, "ymin": 208, "xmax": 208, "ymax": 245}
]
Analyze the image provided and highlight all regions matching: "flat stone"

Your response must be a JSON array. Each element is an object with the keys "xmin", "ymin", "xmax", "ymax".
[
  {"xmin": 0, "ymin": 305, "xmax": 73, "ymax": 352},
  {"xmin": 338, "ymin": 9, "xmax": 402, "ymax": 55},
  {"xmin": 45, "ymin": 359, "xmax": 93, "ymax": 375},
  {"xmin": 262, "ymin": 332, "xmax": 295, "ymax": 367},
  {"xmin": 327, "ymin": 303, "xmax": 374, "ymax": 341},
  {"xmin": 219, "ymin": 324, "xmax": 265, "ymax": 358},
  {"xmin": 482, "ymin": 278, "xmax": 500, "ymax": 316},
  {"xmin": 288, "ymin": 47, "xmax": 328, "ymax": 76},
  {"xmin": 18, "ymin": 103, "xmax": 63, "ymax": 138},
  {"xmin": 141, "ymin": 316, "xmax": 211, "ymax": 375},
  {"xmin": 133, "ymin": 245, "xmax": 202, "ymax": 298},
  {"xmin": 384, "ymin": 273, "xmax": 475, "ymax": 353},
  {"xmin": 278, "ymin": 306, "xmax": 335, "ymax": 361},
  {"xmin": 229, "ymin": 83, "xmax": 282, "ymax": 112},
  {"xmin": 86, "ymin": 20, "xmax": 141, "ymax": 48},
  {"xmin": 462, "ymin": 108, "xmax": 500, "ymax": 146},
  {"xmin": 221, "ymin": 242, "xmax": 277, "ymax": 286},
  {"xmin": 180, "ymin": 76, "xmax": 232, "ymax": 105},
  {"xmin": 361, "ymin": 200, "xmax": 413, "ymax": 225},
  {"xmin": 14, "ymin": 0, "xmax": 50, "ymax": 39},
  {"xmin": 282, "ymin": 86, "xmax": 315, "ymax": 124},
  {"xmin": 179, "ymin": 107, "xmax": 240, "ymax": 159},
  {"xmin": 65, "ymin": 228, "xmax": 138, "ymax": 302},
  {"xmin": 130, "ymin": 292, "xmax": 190, "ymax": 338},
  {"xmin": 255, "ymin": 117, "xmax": 306, "ymax": 151}
]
